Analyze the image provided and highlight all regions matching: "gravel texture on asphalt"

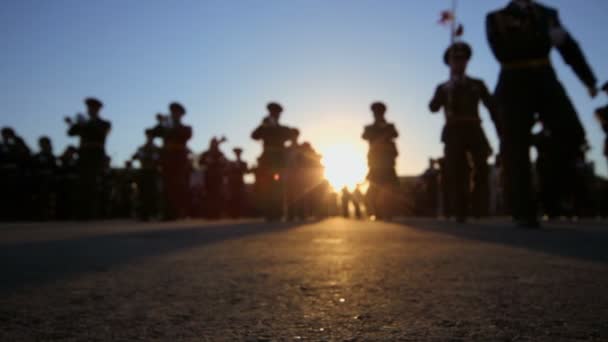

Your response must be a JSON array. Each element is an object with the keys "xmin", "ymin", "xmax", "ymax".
[{"xmin": 1, "ymin": 218, "xmax": 607, "ymax": 341}]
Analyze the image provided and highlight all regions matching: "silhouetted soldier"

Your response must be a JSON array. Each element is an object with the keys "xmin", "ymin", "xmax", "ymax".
[
  {"xmin": 66, "ymin": 98, "xmax": 111, "ymax": 219},
  {"xmin": 486, "ymin": 0, "xmax": 598, "ymax": 227},
  {"xmin": 362, "ymin": 102, "xmax": 399, "ymax": 220},
  {"xmin": 132, "ymin": 129, "xmax": 162, "ymax": 221},
  {"xmin": 226, "ymin": 147, "xmax": 248, "ymax": 218},
  {"xmin": 149, "ymin": 104, "xmax": 193, "ymax": 220},
  {"xmin": 0, "ymin": 127, "xmax": 32, "ymax": 221},
  {"xmin": 199, "ymin": 136, "xmax": 228, "ymax": 219},
  {"xmin": 31, "ymin": 136, "xmax": 58, "ymax": 220},
  {"xmin": 56, "ymin": 146, "xmax": 79, "ymax": 220},
  {"xmin": 251, "ymin": 102, "xmax": 298, "ymax": 220},
  {"xmin": 429, "ymin": 42, "xmax": 498, "ymax": 222}
]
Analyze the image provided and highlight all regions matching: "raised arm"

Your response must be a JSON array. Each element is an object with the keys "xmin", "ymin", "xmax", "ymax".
[
  {"xmin": 549, "ymin": 10, "xmax": 597, "ymax": 93},
  {"xmin": 429, "ymin": 84, "xmax": 446, "ymax": 113}
]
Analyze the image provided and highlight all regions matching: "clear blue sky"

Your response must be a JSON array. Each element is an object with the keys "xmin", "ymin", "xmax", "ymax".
[{"xmin": 2, "ymin": 0, "xmax": 608, "ymax": 176}]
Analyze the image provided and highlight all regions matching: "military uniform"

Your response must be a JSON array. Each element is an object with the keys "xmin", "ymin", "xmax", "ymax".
[
  {"xmin": 362, "ymin": 109, "xmax": 399, "ymax": 220},
  {"xmin": 486, "ymin": 1, "xmax": 597, "ymax": 225},
  {"xmin": 149, "ymin": 117, "xmax": 192, "ymax": 220},
  {"xmin": 132, "ymin": 139, "xmax": 162, "ymax": 220},
  {"xmin": 67, "ymin": 102, "xmax": 111, "ymax": 219},
  {"xmin": 251, "ymin": 115, "xmax": 298, "ymax": 220},
  {"xmin": 430, "ymin": 72, "xmax": 498, "ymax": 220}
]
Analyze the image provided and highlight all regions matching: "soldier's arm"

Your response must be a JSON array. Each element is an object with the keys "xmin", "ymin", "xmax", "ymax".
[
  {"xmin": 479, "ymin": 80, "xmax": 503, "ymax": 136},
  {"xmin": 595, "ymin": 106, "xmax": 608, "ymax": 132},
  {"xmin": 550, "ymin": 10, "xmax": 597, "ymax": 90},
  {"xmin": 429, "ymin": 84, "xmax": 445, "ymax": 113},
  {"xmin": 251, "ymin": 125, "xmax": 264, "ymax": 140},
  {"xmin": 389, "ymin": 124, "xmax": 399, "ymax": 139},
  {"xmin": 184, "ymin": 126, "xmax": 193, "ymax": 141},
  {"xmin": 67, "ymin": 123, "xmax": 80, "ymax": 136},
  {"xmin": 148, "ymin": 124, "xmax": 165, "ymax": 138},
  {"xmin": 361, "ymin": 127, "xmax": 372, "ymax": 141},
  {"xmin": 105, "ymin": 121, "xmax": 112, "ymax": 136}
]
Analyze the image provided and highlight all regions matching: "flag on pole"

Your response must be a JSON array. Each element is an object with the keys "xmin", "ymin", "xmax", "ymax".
[{"xmin": 438, "ymin": 10, "xmax": 454, "ymax": 25}]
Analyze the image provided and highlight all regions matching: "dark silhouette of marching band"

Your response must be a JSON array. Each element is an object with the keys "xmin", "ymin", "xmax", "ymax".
[{"xmin": 2, "ymin": 0, "xmax": 608, "ymax": 228}]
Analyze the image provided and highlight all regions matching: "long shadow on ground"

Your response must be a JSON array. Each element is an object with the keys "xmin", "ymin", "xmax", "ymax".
[
  {"xmin": 396, "ymin": 218, "xmax": 608, "ymax": 264},
  {"xmin": 0, "ymin": 220, "xmax": 312, "ymax": 294}
]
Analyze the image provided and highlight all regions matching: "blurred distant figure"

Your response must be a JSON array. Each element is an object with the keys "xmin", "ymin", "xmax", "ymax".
[
  {"xmin": 226, "ymin": 147, "xmax": 248, "ymax": 218},
  {"xmin": 429, "ymin": 42, "xmax": 498, "ymax": 222},
  {"xmin": 113, "ymin": 160, "xmax": 136, "ymax": 218},
  {"xmin": 0, "ymin": 127, "xmax": 32, "ymax": 221},
  {"xmin": 352, "ymin": 185, "xmax": 364, "ymax": 219},
  {"xmin": 362, "ymin": 102, "xmax": 399, "ymax": 220},
  {"xmin": 420, "ymin": 158, "xmax": 440, "ymax": 217},
  {"xmin": 132, "ymin": 129, "xmax": 162, "ymax": 221},
  {"xmin": 199, "ymin": 136, "xmax": 228, "ymax": 219},
  {"xmin": 31, "ymin": 136, "xmax": 58, "ymax": 220},
  {"xmin": 487, "ymin": 0, "xmax": 598, "ymax": 227},
  {"xmin": 66, "ymin": 97, "xmax": 111, "ymax": 219},
  {"xmin": 149, "ymin": 104, "xmax": 193, "ymax": 220},
  {"xmin": 251, "ymin": 102, "xmax": 299, "ymax": 221},
  {"xmin": 56, "ymin": 146, "xmax": 79, "ymax": 220},
  {"xmin": 341, "ymin": 187, "xmax": 352, "ymax": 218}
]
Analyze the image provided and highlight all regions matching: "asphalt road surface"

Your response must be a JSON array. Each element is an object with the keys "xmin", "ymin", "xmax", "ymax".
[{"xmin": 1, "ymin": 218, "xmax": 607, "ymax": 341}]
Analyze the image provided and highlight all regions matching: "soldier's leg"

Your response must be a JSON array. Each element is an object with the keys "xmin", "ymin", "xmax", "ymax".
[
  {"xmin": 495, "ymin": 75, "xmax": 537, "ymax": 223},
  {"xmin": 538, "ymin": 77, "xmax": 585, "ymax": 217}
]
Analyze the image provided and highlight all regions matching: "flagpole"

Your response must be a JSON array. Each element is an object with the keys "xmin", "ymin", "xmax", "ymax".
[{"xmin": 450, "ymin": 0, "xmax": 458, "ymax": 44}]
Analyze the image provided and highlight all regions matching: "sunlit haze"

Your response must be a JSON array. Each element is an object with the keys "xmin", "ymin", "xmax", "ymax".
[{"xmin": 321, "ymin": 143, "xmax": 368, "ymax": 190}]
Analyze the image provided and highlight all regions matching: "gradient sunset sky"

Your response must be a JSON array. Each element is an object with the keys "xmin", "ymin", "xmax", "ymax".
[{"xmin": 2, "ymin": 0, "xmax": 608, "ymax": 180}]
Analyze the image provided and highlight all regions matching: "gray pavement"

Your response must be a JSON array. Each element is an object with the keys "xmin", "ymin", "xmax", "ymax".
[{"xmin": 1, "ymin": 218, "xmax": 608, "ymax": 341}]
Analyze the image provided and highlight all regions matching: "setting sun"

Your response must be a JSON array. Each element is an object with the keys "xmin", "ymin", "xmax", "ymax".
[{"xmin": 320, "ymin": 143, "xmax": 368, "ymax": 191}]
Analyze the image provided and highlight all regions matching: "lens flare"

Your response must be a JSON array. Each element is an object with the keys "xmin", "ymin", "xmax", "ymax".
[{"xmin": 320, "ymin": 143, "xmax": 367, "ymax": 191}]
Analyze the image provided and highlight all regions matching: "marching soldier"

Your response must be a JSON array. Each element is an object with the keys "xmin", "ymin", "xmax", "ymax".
[
  {"xmin": 251, "ymin": 102, "xmax": 298, "ymax": 220},
  {"xmin": 149, "ymin": 104, "xmax": 193, "ymax": 220},
  {"xmin": 486, "ymin": 0, "xmax": 598, "ymax": 227},
  {"xmin": 66, "ymin": 97, "xmax": 111, "ymax": 219},
  {"xmin": 132, "ymin": 129, "xmax": 162, "ymax": 221},
  {"xmin": 226, "ymin": 147, "xmax": 248, "ymax": 218},
  {"xmin": 429, "ymin": 42, "xmax": 499, "ymax": 222},
  {"xmin": 31, "ymin": 136, "xmax": 58, "ymax": 220},
  {"xmin": 362, "ymin": 102, "xmax": 399, "ymax": 220},
  {"xmin": 199, "ymin": 137, "xmax": 228, "ymax": 219}
]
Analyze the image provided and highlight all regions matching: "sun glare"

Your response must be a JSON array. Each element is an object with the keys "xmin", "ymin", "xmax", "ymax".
[{"xmin": 321, "ymin": 143, "xmax": 368, "ymax": 191}]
